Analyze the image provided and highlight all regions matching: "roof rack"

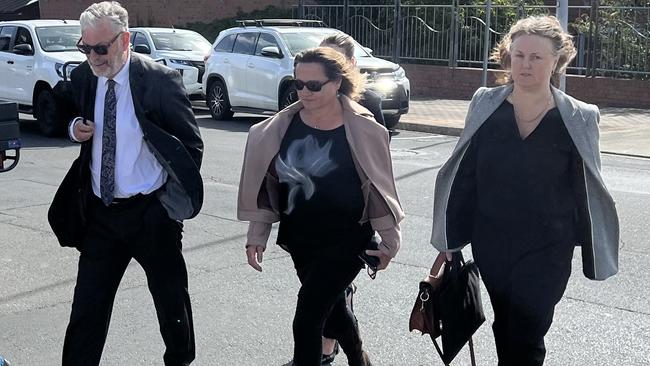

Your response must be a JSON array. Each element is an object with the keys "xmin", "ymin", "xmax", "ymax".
[{"xmin": 235, "ymin": 19, "xmax": 325, "ymax": 28}]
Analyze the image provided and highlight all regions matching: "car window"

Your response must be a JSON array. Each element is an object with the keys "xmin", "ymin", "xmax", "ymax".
[
  {"xmin": 232, "ymin": 32, "xmax": 258, "ymax": 55},
  {"xmin": 254, "ymin": 33, "xmax": 280, "ymax": 56},
  {"xmin": 14, "ymin": 27, "xmax": 34, "ymax": 49},
  {"xmin": 150, "ymin": 31, "xmax": 211, "ymax": 54},
  {"xmin": 35, "ymin": 26, "xmax": 80, "ymax": 52},
  {"xmin": 280, "ymin": 31, "xmax": 371, "ymax": 58},
  {"xmin": 214, "ymin": 34, "xmax": 236, "ymax": 53},
  {"xmin": 0, "ymin": 26, "xmax": 16, "ymax": 52},
  {"xmin": 133, "ymin": 32, "xmax": 149, "ymax": 48}
]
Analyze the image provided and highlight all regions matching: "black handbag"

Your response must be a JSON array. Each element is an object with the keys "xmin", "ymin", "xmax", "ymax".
[{"xmin": 409, "ymin": 252, "xmax": 485, "ymax": 365}]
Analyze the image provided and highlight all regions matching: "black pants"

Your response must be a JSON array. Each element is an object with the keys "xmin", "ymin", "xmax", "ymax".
[
  {"xmin": 62, "ymin": 194, "xmax": 195, "ymax": 366},
  {"xmin": 471, "ymin": 212, "xmax": 574, "ymax": 366},
  {"xmin": 289, "ymin": 244, "xmax": 365, "ymax": 366}
]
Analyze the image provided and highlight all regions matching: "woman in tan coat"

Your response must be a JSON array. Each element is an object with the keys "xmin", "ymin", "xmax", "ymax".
[{"xmin": 238, "ymin": 47, "xmax": 404, "ymax": 366}]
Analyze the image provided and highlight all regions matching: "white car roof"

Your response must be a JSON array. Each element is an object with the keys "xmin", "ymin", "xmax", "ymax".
[
  {"xmin": 130, "ymin": 27, "xmax": 199, "ymax": 34},
  {"xmin": 0, "ymin": 19, "xmax": 79, "ymax": 29},
  {"xmin": 224, "ymin": 26, "xmax": 336, "ymax": 35}
]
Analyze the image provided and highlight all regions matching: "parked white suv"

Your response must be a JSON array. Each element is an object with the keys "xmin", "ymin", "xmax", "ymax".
[
  {"xmin": 0, "ymin": 19, "xmax": 84, "ymax": 135},
  {"xmin": 130, "ymin": 27, "xmax": 212, "ymax": 98},
  {"xmin": 202, "ymin": 20, "xmax": 410, "ymax": 128}
]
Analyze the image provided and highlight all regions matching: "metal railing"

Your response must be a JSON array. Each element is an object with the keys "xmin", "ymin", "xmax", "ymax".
[{"xmin": 293, "ymin": 1, "xmax": 650, "ymax": 80}]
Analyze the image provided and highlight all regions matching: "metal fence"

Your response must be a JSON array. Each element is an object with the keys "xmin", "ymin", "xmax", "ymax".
[{"xmin": 293, "ymin": 1, "xmax": 650, "ymax": 80}]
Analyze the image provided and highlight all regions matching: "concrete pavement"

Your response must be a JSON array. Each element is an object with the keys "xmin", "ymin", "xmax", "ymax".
[{"xmin": 398, "ymin": 99, "xmax": 650, "ymax": 158}]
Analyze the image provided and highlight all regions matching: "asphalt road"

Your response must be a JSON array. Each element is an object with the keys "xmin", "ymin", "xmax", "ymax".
[{"xmin": 1, "ymin": 111, "xmax": 649, "ymax": 365}]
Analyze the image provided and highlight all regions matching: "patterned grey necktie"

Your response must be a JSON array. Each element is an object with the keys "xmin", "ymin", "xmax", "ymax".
[{"xmin": 100, "ymin": 79, "xmax": 117, "ymax": 205}]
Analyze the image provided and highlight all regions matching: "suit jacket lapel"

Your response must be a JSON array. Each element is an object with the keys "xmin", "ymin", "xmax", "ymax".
[
  {"xmin": 128, "ymin": 53, "xmax": 147, "ymax": 119},
  {"xmin": 553, "ymin": 87, "xmax": 590, "ymax": 158},
  {"xmin": 458, "ymin": 84, "xmax": 512, "ymax": 148}
]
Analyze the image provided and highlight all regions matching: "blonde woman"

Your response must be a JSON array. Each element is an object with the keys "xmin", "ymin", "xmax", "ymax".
[
  {"xmin": 238, "ymin": 47, "xmax": 403, "ymax": 366},
  {"xmin": 430, "ymin": 16, "xmax": 619, "ymax": 365}
]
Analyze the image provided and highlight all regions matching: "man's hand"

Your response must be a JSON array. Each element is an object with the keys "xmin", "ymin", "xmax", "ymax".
[
  {"xmin": 73, "ymin": 119, "xmax": 95, "ymax": 142},
  {"xmin": 364, "ymin": 249, "xmax": 392, "ymax": 270},
  {"xmin": 246, "ymin": 245, "xmax": 265, "ymax": 272}
]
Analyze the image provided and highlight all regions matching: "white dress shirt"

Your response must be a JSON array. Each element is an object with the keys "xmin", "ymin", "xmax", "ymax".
[{"xmin": 72, "ymin": 55, "xmax": 167, "ymax": 199}]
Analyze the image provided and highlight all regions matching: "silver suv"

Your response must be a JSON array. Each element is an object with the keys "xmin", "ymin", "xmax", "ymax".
[
  {"xmin": 130, "ymin": 27, "xmax": 211, "ymax": 98},
  {"xmin": 202, "ymin": 19, "xmax": 410, "ymax": 128}
]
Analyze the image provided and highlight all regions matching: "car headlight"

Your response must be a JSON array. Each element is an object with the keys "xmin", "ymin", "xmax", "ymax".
[
  {"xmin": 393, "ymin": 67, "xmax": 406, "ymax": 80},
  {"xmin": 55, "ymin": 62, "xmax": 77, "ymax": 79},
  {"xmin": 169, "ymin": 59, "xmax": 193, "ymax": 66},
  {"xmin": 55, "ymin": 62, "xmax": 64, "ymax": 78}
]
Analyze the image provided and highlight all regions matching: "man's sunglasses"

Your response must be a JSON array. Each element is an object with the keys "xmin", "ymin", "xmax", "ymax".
[
  {"xmin": 294, "ymin": 79, "xmax": 331, "ymax": 92},
  {"xmin": 77, "ymin": 32, "xmax": 123, "ymax": 55}
]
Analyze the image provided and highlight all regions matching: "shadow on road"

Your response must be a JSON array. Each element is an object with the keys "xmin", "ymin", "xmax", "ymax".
[
  {"xmin": 17, "ymin": 108, "xmax": 268, "ymax": 149},
  {"xmin": 18, "ymin": 117, "xmax": 74, "ymax": 149},
  {"xmin": 195, "ymin": 110, "xmax": 266, "ymax": 133}
]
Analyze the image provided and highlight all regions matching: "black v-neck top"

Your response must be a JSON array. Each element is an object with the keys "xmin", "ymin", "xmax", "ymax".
[{"xmin": 470, "ymin": 100, "xmax": 579, "ymax": 220}]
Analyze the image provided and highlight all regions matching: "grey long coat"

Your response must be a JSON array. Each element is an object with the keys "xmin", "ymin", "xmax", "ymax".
[{"xmin": 430, "ymin": 84, "xmax": 619, "ymax": 281}]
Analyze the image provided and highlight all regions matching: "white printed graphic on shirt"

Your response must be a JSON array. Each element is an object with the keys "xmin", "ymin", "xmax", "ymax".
[{"xmin": 275, "ymin": 135, "xmax": 337, "ymax": 214}]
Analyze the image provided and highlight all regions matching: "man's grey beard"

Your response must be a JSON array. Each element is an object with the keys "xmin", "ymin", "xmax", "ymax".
[{"xmin": 89, "ymin": 52, "xmax": 128, "ymax": 78}]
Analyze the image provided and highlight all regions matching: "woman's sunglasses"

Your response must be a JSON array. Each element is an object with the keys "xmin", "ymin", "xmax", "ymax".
[
  {"xmin": 294, "ymin": 79, "xmax": 331, "ymax": 92},
  {"xmin": 76, "ymin": 32, "xmax": 123, "ymax": 55}
]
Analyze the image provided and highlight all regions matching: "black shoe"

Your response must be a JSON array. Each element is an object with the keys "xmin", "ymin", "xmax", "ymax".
[{"xmin": 321, "ymin": 341, "xmax": 339, "ymax": 365}]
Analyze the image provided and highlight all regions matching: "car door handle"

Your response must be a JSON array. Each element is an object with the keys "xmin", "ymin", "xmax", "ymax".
[
  {"xmin": 223, "ymin": 58, "xmax": 230, "ymax": 64},
  {"xmin": 7, "ymin": 60, "xmax": 14, "ymax": 64},
  {"xmin": 247, "ymin": 63, "xmax": 255, "ymax": 68}
]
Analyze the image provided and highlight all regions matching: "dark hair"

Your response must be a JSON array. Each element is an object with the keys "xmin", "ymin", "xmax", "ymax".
[
  {"xmin": 294, "ymin": 47, "xmax": 364, "ymax": 101},
  {"xmin": 491, "ymin": 15, "xmax": 577, "ymax": 86},
  {"xmin": 320, "ymin": 33, "xmax": 355, "ymax": 60}
]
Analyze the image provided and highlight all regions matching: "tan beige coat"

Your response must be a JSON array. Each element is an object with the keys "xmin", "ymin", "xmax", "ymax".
[{"xmin": 237, "ymin": 95, "xmax": 405, "ymax": 257}]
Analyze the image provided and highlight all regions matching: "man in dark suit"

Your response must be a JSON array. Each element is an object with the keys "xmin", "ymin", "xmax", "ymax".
[{"xmin": 47, "ymin": 2, "xmax": 203, "ymax": 365}]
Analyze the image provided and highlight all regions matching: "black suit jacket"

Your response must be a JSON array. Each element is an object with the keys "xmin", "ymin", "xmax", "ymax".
[{"xmin": 48, "ymin": 53, "xmax": 204, "ymax": 248}]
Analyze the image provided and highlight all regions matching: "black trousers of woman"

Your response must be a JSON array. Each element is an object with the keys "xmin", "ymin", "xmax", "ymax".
[
  {"xmin": 471, "ymin": 212, "xmax": 575, "ymax": 366},
  {"xmin": 62, "ymin": 194, "xmax": 195, "ymax": 366},
  {"xmin": 289, "ymin": 243, "xmax": 366, "ymax": 366}
]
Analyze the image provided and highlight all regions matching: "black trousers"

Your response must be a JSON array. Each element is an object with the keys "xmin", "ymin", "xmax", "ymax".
[
  {"xmin": 62, "ymin": 194, "xmax": 195, "ymax": 366},
  {"xmin": 471, "ymin": 212, "xmax": 574, "ymax": 366},
  {"xmin": 289, "ymin": 243, "xmax": 365, "ymax": 366}
]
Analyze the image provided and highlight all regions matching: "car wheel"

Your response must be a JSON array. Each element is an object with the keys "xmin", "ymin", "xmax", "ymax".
[
  {"xmin": 35, "ymin": 89, "xmax": 63, "ymax": 136},
  {"xmin": 280, "ymin": 84, "xmax": 297, "ymax": 110},
  {"xmin": 384, "ymin": 113, "xmax": 401, "ymax": 130},
  {"xmin": 207, "ymin": 80, "xmax": 234, "ymax": 120}
]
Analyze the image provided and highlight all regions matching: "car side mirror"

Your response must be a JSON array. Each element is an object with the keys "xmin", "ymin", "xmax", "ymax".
[
  {"xmin": 13, "ymin": 44, "xmax": 33, "ymax": 56},
  {"xmin": 133, "ymin": 44, "xmax": 151, "ymax": 54},
  {"xmin": 260, "ymin": 46, "xmax": 282, "ymax": 58}
]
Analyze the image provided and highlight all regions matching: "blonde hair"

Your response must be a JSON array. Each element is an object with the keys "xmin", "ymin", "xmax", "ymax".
[
  {"xmin": 491, "ymin": 15, "xmax": 576, "ymax": 86},
  {"xmin": 294, "ymin": 47, "xmax": 365, "ymax": 101}
]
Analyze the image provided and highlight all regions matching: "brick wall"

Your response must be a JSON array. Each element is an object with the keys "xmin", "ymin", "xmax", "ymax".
[
  {"xmin": 39, "ymin": 0, "xmax": 291, "ymax": 27},
  {"xmin": 403, "ymin": 64, "xmax": 650, "ymax": 109}
]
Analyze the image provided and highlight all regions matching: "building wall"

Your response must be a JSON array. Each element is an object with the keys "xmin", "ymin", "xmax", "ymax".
[
  {"xmin": 403, "ymin": 64, "xmax": 650, "ymax": 109},
  {"xmin": 39, "ymin": 0, "xmax": 291, "ymax": 26},
  {"xmin": 0, "ymin": 3, "xmax": 40, "ymax": 21}
]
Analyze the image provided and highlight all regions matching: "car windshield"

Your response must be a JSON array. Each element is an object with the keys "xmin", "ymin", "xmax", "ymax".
[
  {"xmin": 280, "ymin": 32, "xmax": 371, "ymax": 58},
  {"xmin": 35, "ymin": 26, "xmax": 81, "ymax": 52},
  {"xmin": 150, "ymin": 31, "xmax": 211, "ymax": 53}
]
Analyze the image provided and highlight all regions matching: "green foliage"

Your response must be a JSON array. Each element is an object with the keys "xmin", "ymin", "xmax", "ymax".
[
  {"xmin": 570, "ymin": 2, "xmax": 649, "ymax": 78},
  {"xmin": 184, "ymin": 5, "xmax": 292, "ymax": 42}
]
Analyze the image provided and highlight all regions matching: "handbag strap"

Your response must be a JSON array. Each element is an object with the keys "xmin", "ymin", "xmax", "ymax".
[
  {"xmin": 432, "ymin": 336, "xmax": 477, "ymax": 366},
  {"xmin": 424, "ymin": 252, "xmax": 447, "ymax": 285}
]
